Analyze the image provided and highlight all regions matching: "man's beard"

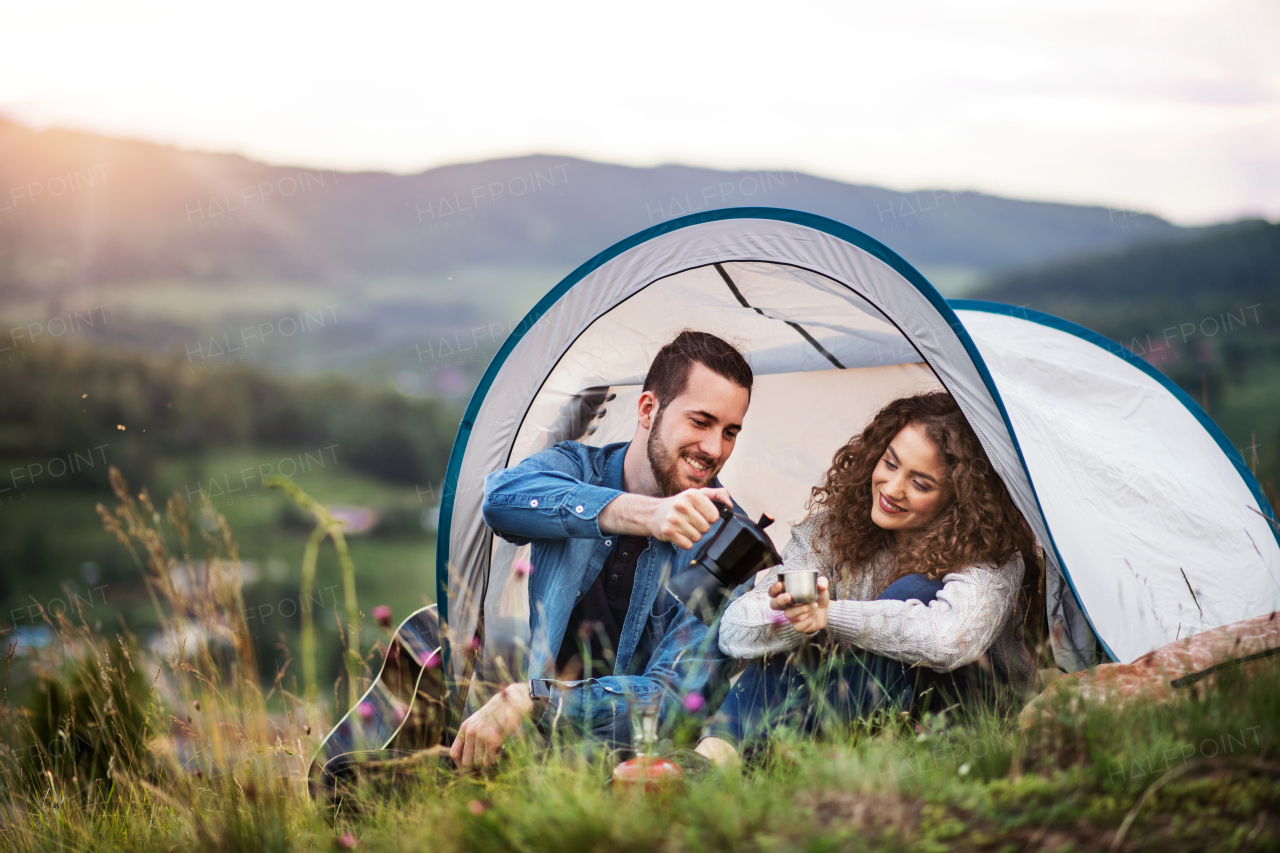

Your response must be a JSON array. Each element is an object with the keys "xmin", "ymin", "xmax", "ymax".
[{"xmin": 646, "ymin": 406, "xmax": 719, "ymax": 497}]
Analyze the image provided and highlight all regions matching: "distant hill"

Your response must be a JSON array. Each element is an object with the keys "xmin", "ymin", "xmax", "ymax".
[
  {"xmin": 0, "ymin": 118, "xmax": 1203, "ymax": 297},
  {"xmin": 972, "ymin": 219, "xmax": 1279, "ymax": 342},
  {"xmin": 970, "ymin": 219, "xmax": 1280, "ymax": 474}
]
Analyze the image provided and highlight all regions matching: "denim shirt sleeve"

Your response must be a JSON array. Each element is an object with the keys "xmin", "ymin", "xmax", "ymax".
[
  {"xmin": 532, "ymin": 602, "xmax": 729, "ymax": 737},
  {"xmin": 482, "ymin": 443, "xmax": 624, "ymax": 544},
  {"xmin": 531, "ymin": 565, "xmax": 752, "ymax": 738}
]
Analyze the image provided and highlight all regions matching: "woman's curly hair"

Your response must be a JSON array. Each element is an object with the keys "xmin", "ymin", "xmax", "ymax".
[{"xmin": 809, "ymin": 392, "xmax": 1043, "ymax": 637}]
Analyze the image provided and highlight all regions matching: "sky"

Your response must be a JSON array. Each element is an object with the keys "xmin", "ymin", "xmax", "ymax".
[{"xmin": 2, "ymin": 0, "xmax": 1277, "ymax": 225}]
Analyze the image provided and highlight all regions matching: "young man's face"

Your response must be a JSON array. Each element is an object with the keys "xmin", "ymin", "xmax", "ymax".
[{"xmin": 645, "ymin": 362, "xmax": 750, "ymax": 496}]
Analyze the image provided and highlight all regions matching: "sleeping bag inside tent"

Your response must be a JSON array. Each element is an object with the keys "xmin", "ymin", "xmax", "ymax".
[{"xmin": 435, "ymin": 207, "xmax": 1280, "ymax": 705}]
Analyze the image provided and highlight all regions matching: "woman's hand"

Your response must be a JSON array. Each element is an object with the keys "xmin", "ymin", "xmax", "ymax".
[{"xmin": 768, "ymin": 576, "xmax": 830, "ymax": 634}]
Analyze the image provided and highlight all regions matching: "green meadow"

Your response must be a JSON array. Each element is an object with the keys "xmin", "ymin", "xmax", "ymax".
[{"xmin": 1, "ymin": 476, "xmax": 1276, "ymax": 852}]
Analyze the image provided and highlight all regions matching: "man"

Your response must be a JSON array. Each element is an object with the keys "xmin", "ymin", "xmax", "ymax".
[{"xmin": 450, "ymin": 330, "xmax": 754, "ymax": 768}]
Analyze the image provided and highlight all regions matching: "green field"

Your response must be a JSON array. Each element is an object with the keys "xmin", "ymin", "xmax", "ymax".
[
  {"xmin": 2, "ymin": 475, "xmax": 1276, "ymax": 852},
  {"xmin": 1, "ymin": 448, "xmax": 437, "ymax": 691}
]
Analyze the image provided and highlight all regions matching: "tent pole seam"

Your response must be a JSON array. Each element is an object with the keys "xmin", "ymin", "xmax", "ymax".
[{"xmin": 713, "ymin": 262, "xmax": 846, "ymax": 370}]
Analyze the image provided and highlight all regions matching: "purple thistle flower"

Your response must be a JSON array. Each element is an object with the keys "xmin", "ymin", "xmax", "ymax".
[{"xmin": 373, "ymin": 605, "xmax": 392, "ymax": 629}]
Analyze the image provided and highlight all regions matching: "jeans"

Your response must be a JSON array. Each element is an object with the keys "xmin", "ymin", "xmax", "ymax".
[{"xmin": 703, "ymin": 574, "xmax": 944, "ymax": 751}]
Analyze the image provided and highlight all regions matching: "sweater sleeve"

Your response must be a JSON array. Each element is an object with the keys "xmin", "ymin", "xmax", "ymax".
[
  {"xmin": 825, "ymin": 554, "xmax": 1024, "ymax": 672},
  {"xmin": 717, "ymin": 516, "xmax": 827, "ymax": 659}
]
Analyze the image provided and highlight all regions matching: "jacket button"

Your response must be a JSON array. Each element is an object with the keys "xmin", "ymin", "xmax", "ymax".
[
  {"xmin": 604, "ymin": 540, "xmax": 612, "ymax": 546},
  {"xmin": 529, "ymin": 499, "xmax": 538, "ymax": 507},
  {"xmin": 575, "ymin": 504, "xmax": 585, "ymax": 513}
]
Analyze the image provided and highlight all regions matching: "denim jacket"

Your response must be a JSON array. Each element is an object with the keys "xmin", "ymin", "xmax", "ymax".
[{"xmin": 482, "ymin": 440, "xmax": 736, "ymax": 741}]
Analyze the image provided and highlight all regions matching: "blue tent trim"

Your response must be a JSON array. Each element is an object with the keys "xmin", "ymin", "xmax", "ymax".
[
  {"xmin": 434, "ymin": 206, "xmax": 1112, "ymax": 663},
  {"xmin": 950, "ymin": 298, "xmax": 1280, "ymax": 552}
]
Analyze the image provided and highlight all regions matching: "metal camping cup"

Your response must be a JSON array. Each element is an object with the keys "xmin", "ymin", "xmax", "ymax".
[{"xmin": 779, "ymin": 570, "xmax": 819, "ymax": 605}]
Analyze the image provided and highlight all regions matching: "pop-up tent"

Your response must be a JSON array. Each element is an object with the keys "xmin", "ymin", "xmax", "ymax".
[{"xmin": 435, "ymin": 207, "xmax": 1280, "ymax": 699}]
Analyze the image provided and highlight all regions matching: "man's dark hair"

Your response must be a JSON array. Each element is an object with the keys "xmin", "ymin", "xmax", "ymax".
[{"xmin": 642, "ymin": 330, "xmax": 753, "ymax": 407}]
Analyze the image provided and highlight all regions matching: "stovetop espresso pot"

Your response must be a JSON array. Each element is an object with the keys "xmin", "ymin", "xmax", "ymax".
[{"xmin": 666, "ymin": 501, "xmax": 782, "ymax": 626}]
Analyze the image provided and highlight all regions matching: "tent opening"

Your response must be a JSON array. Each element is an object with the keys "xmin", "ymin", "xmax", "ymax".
[{"xmin": 482, "ymin": 260, "xmax": 949, "ymax": 675}]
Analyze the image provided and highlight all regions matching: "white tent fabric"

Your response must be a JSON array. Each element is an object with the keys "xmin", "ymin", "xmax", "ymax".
[
  {"xmin": 955, "ymin": 308, "xmax": 1280, "ymax": 663},
  {"xmin": 435, "ymin": 209, "xmax": 1280, "ymax": 695}
]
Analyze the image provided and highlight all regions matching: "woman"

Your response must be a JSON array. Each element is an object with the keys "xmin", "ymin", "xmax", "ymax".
[{"xmin": 697, "ymin": 392, "xmax": 1042, "ymax": 764}]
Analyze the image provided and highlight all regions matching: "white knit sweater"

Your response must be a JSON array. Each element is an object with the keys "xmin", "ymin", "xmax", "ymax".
[{"xmin": 719, "ymin": 513, "xmax": 1034, "ymax": 685}]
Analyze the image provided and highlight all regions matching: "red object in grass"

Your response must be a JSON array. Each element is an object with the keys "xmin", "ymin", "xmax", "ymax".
[
  {"xmin": 373, "ymin": 605, "xmax": 392, "ymax": 628},
  {"xmin": 612, "ymin": 756, "xmax": 685, "ymax": 794}
]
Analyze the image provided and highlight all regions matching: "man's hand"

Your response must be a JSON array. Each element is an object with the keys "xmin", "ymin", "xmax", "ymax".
[
  {"xmin": 647, "ymin": 487, "xmax": 734, "ymax": 550},
  {"xmin": 769, "ymin": 576, "xmax": 830, "ymax": 634},
  {"xmin": 449, "ymin": 682, "xmax": 533, "ymax": 769},
  {"xmin": 599, "ymin": 487, "xmax": 732, "ymax": 550}
]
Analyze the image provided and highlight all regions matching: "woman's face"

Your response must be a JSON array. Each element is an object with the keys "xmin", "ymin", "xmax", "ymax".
[{"xmin": 870, "ymin": 423, "xmax": 950, "ymax": 537}]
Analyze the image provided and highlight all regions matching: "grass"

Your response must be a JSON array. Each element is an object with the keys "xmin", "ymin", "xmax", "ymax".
[
  {"xmin": 0, "ymin": 471, "xmax": 1277, "ymax": 852},
  {"xmin": 3, "ymin": 671, "xmax": 1276, "ymax": 852},
  {"xmin": 0, "ymin": 448, "xmax": 437, "ymax": 693}
]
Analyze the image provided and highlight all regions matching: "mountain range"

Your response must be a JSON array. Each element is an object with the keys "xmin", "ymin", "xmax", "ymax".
[{"xmin": 0, "ymin": 117, "xmax": 1211, "ymax": 300}]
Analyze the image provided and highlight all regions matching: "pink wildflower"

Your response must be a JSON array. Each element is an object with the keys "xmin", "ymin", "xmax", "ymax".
[
  {"xmin": 373, "ymin": 605, "xmax": 392, "ymax": 629},
  {"xmin": 682, "ymin": 693, "xmax": 706, "ymax": 713},
  {"xmin": 337, "ymin": 831, "xmax": 357, "ymax": 848},
  {"xmin": 513, "ymin": 558, "xmax": 533, "ymax": 578},
  {"xmin": 358, "ymin": 701, "xmax": 375, "ymax": 722},
  {"xmin": 421, "ymin": 649, "xmax": 442, "ymax": 668},
  {"xmin": 469, "ymin": 635, "xmax": 482, "ymax": 652}
]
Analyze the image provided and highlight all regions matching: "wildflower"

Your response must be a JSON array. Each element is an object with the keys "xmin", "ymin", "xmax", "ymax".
[
  {"xmin": 358, "ymin": 702, "xmax": 375, "ymax": 722},
  {"xmin": 682, "ymin": 693, "xmax": 706, "ymax": 713},
  {"xmin": 469, "ymin": 635, "xmax": 482, "ymax": 652},
  {"xmin": 337, "ymin": 831, "xmax": 357, "ymax": 848},
  {"xmin": 421, "ymin": 649, "xmax": 442, "ymax": 668},
  {"xmin": 467, "ymin": 799, "xmax": 490, "ymax": 815},
  {"xmin": 373, "ymin": 605, "xmax": 392, "ymax": 629},
  {"xmin": 513, "ymin": 558, "xmax": 533, "ymax": 578},
  {"xmin": 192, "ymin": 699, "xmax": 200, "ymax": 712}
]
